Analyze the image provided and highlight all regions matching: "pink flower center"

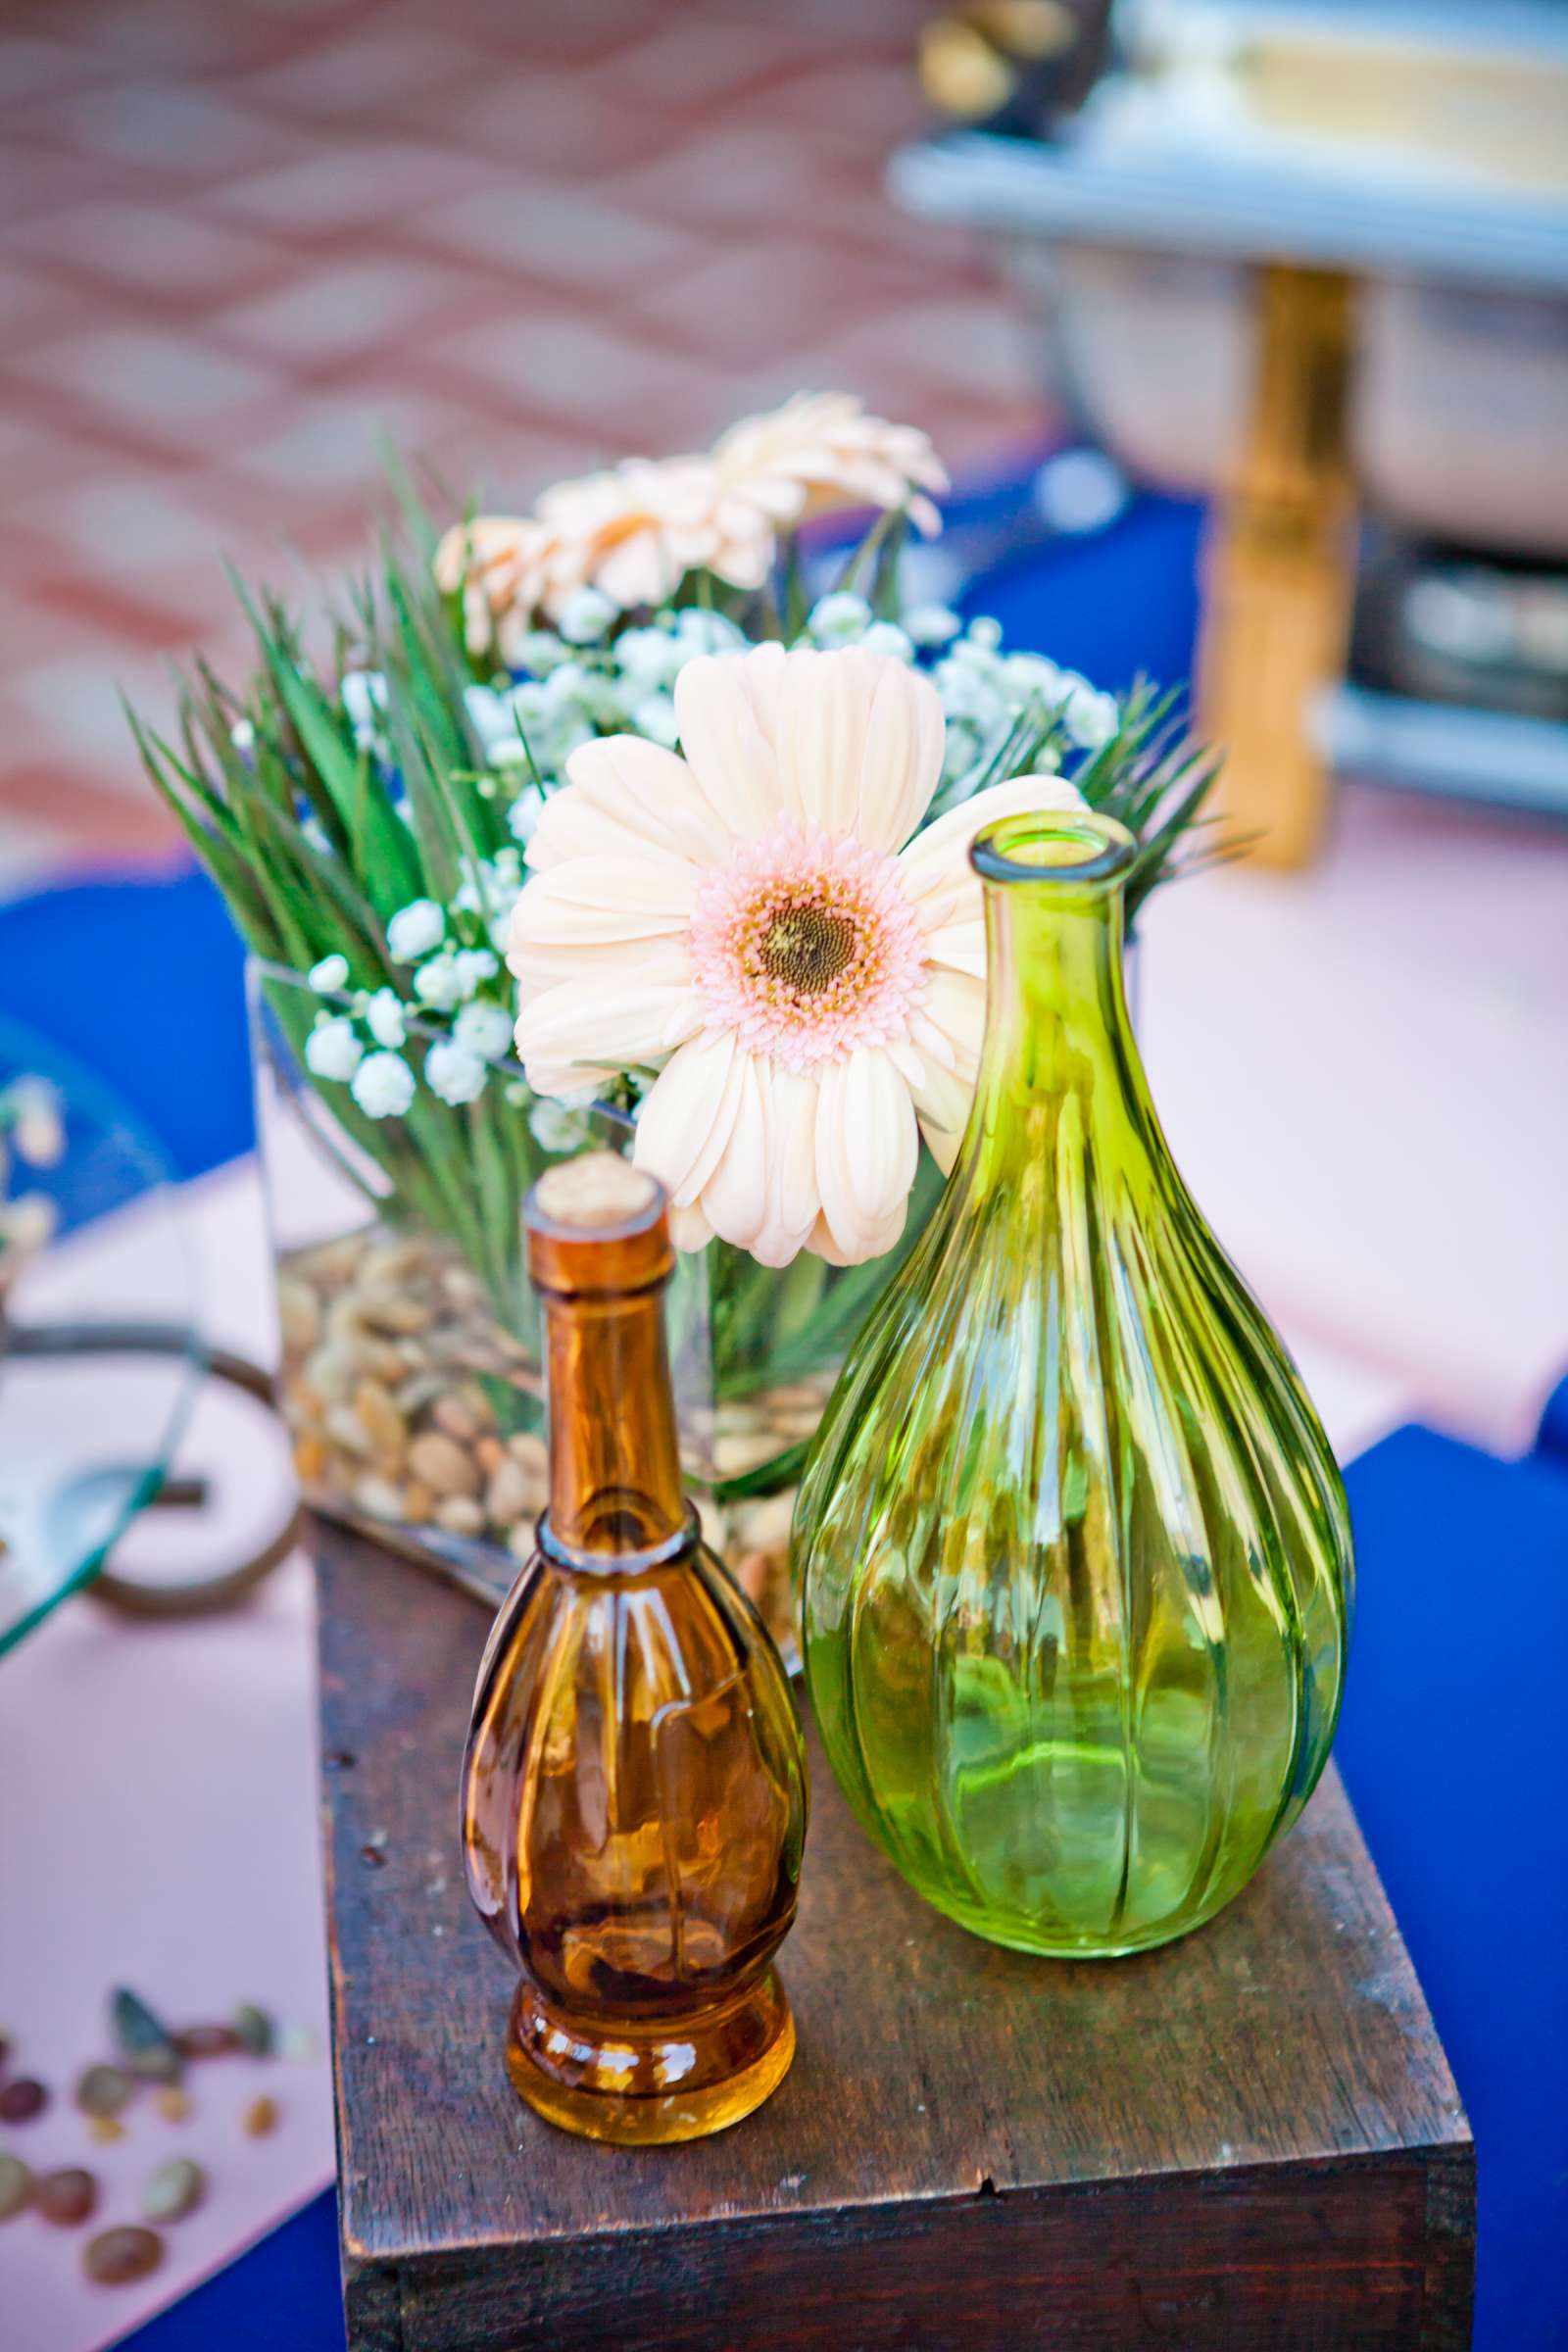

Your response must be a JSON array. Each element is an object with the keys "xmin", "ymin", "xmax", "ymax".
[{"xmin": 688, "ymin": 825, "xmax": 927, "ymax": 1071}]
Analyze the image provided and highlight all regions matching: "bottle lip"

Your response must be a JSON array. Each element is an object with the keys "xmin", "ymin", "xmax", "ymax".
[
  {"xmin": 525, "ymin": 1151, "xmax": 673, "ymax": 1293},
  {"xmin": 969, "ymin": 808, "xmax": 1137, "ymax": 891},
  {"xmin": 537, "ymin": 1502, "xmax": 699, "ymax": 1576}
]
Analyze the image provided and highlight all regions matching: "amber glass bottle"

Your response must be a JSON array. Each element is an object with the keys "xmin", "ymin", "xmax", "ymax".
[{"xmin": 461, "ymin": 1153, "xmax": 808, "ymax": 2144}]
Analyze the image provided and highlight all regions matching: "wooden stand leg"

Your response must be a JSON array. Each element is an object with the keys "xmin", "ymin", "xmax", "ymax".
[{"xmin": 1199, "ymin": 264, "xmax": 1356, "ymax": 869}]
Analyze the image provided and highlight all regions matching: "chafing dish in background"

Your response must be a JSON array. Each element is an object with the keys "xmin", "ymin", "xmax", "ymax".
[{"xmin": 898, "ymin": 1, "xmax": 1568, "ymax": 858}]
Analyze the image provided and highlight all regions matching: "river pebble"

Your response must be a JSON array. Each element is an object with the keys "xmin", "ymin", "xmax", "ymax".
[
  {"xmin": 142, "ymin": 2158, "xmax": 204, "ymax": 2224},
  {"xmin": 433, "ymin": 1494, "xmax": 484, "ymax": 1537},
  {"xmin": 354, "ymin": 1380, "xmax": 406, "ymax": 1452},
  {"xmin": 484, "ymin": 1457, "xmax": 535, "ymax": 1529},
  {"xmin": 276, "ymin": 1278, "xmax": 320, "ymax": 1353},
  {"xmin": 0, "ymin": 2078, "xmax": 47, "ymax": 2124},
  {"xmin": 360, "ymin": 1292, "xmax": 434, "ymax": 1336},
  {"xmin": 407, "ymin": 1431, "xmax": 478, "ymax": 1497},
  {"xmin": 430, "ymin": 1392, "xmax": 482, "ymax": 1443},
  {"xmin": 84, "ymin": 2225, "xmax": 164, "ymax": 2284},
  {"xmin": 112, "ymin": 1988, "xmax": 181, "ymax": 2083},
  {"xmin": 352, "ymin": 1475, "xmax": 405, "ymax": 1522},
  {"xmin": 35, "ymin": 2167, "xmax": 98, "ymax": 2227},
  {"xmin": 234, "ymin": 2004, "xmax": 274, "ymax": 2057},
  {"xmin": 75, "ymin": 2064, "xmax": 133, "ymax": 2118},
  {"xmin": 175, "ymin": 2025, "xmax": 240, "ymax": 2061}
]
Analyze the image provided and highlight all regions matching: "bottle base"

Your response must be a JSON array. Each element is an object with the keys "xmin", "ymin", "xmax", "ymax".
[
  {"xmin": 505, "ymin": 1970, "xmax": 796, "ymax": 2146},
  {"xmin": 933, "ymin": 1883, "xmax": 1245, "ymax": 1959}
]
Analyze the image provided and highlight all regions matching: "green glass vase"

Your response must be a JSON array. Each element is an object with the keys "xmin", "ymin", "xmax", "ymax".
[{"xmin": 797, "ymin": 808, "xmax": 1353, "ymax": 1957}]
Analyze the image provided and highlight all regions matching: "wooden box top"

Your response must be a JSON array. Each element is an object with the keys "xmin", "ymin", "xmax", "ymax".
[{"xmin": 316, "ymin": 1520, "xmax": 1472, "ymax": 2349}]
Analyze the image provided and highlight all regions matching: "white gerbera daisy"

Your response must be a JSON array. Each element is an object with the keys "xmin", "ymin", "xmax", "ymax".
[{"xmin": 508, "ymin": 645, "xmax": 1082, "ymax": 1266}]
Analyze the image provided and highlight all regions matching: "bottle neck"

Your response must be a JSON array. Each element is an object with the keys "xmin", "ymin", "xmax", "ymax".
[
  {"xmin": 965, "ymin": 860, "xmax": 1152, "ymax": 1179},
  {"xmin": 982, "ymin": 856, "xmax": 1142, "ymax": 1077},
  {"xmin": 542, "ymin": 1279, "xmax": 687, "ymax": 1557}
]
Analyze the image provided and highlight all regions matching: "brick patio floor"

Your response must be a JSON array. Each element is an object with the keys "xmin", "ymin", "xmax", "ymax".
[{"xmin": 0, "ymin": 0, "xmax": 1048, "ymax": 883}]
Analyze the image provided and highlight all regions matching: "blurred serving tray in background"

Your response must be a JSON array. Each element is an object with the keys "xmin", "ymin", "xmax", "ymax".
[{"xmin": 895, "ymin": 0, "xmax": 1568, "ymax": 834}]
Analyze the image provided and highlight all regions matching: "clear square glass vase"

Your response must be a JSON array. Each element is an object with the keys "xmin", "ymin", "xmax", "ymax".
[{"xmin": 250, "ymin": 960, "xmax": 943, "ymax": 1661}]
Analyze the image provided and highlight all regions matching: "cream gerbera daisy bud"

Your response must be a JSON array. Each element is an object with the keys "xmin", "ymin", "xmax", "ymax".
[
  {"xmin": 711, "ymin": 392, "xmax": 951, "ymax": 538},
  {"xmin": 433, "ymin": 516, "xmax": 556, "ymax": 659},
  {"xmin": 509, "ymin": 644, "xmax": 1085, "ymax": 1268},
  {"xmin": 534, "ymin": 455, "xmax": 778, "ymax": 616},
  {"xmin": 434, "ymin": 395, "xmax": 950, "ymax": 646}
]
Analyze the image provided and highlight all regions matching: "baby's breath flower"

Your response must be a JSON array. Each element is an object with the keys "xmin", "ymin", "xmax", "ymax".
[
  {"xmin": 674, "ymin": 609, "xmax": 747, "ymax": 658},
  {"xmin": 507, "ymin": 628, "xmax": 570, "ymax": 674},
  {"xmin": 903, "ymin": 603, "xmax": 961, "ymax": 648},
  {"xmin": 614, "ymin": 624, "xmax": 682, "ymax": 689},
  {"xmin": 967, "ymin": 614, "xmax": 1004, "ymax": 652},
  {"xmin": 556, "ymin": 584, "xmax": 617, "ymax": 645},
  {"xmin": 424, "ymin": 1039, "xmax": 488, "ymax": 1105},
  {"xmin": 305, "ymin": 1017, "xmax": 363, "ymax": 1083},
  {"xmin": 340, "ymin": 668, "xmax": 386, "ymax": 719},
  {"xmin": 452, "ymin": 946, "xmax": 500, "ymax": 998},
  {"xmin": 351, "ymin": 1050, "xmax": 415, "ymax": 1120},
  {"xmin": 940, "ymin": 719, "xmax": 986, "ymax": 786},
  {"xmin": 454, "ymin": 1000, "xmax": 514, "ymax": 1061},
  {"xmin": 550, "ymin": 662, "xmax": 622, "ymax": 730},
  {"xmin": 487, "ymin": 732, "xmax": 532, "ymax": 770},
  {"xmin": 340, "ymin": 668, "xmax": 387, "ymax": 747},
  {"xmin": 508, "ymin": 784, "xmax": 547, "ymax": 846},
  {"xmin": 808, "ymin": 591, "xmax": 871, "ymax": 646},
  {"xmin": 364, "ymin": 987, "xmax": 407, "ymax": 1050},
  {"xmin": 860, "ymin": 620, "xmax": 914, "ymax": 662},
  {"xmin": 387, "ymin": 900, "xmax": 445, "ymax": 961},
  {"xmin": 933, "ymin": 654, "xmax": 1004, "ymax": 728},
  {"xmin": 630, "ymin": 691, "xmax": 679, "ymax": 747},
  {"xmin": 1005, "ymin": 652, "xmax": 1063, "ymax": 703},
  {"xmin": 464, "ymin": 684, "xmax": 514, "ymax": 760},
  {"xmin": 412, "ymin": 954, "xmax": 466, "ymax": 1011},
  {"xmin": 1064, "ymin": 681, "xmax": 1119, "ymax": 752},
  {"xmin": 308, "ymin": 953, "xmax": 350, "ymax": 995},
  {"xmin": 528, "ymin": 1094, "xmax": 597, "ymax": 1155}
]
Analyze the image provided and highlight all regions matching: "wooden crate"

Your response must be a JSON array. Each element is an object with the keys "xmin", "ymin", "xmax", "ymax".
[{"xmin": 315, "ymin": 1520, "xmax": 1474, "ymax": 2351}]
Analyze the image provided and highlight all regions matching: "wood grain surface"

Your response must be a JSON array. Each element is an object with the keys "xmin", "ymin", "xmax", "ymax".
[{"xmin": 315, "ymin": 1519, "xmax": 1474, "ymax": 2352}]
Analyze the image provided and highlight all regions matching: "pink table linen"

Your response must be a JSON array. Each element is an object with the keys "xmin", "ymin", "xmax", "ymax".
[
  {"xmin": 1, "ymin": 1172, "xmax": 332, "ymax": 2352},
  {"xmin": 1141, "ymin": 789, "xmax": 1568, "ymax": 1454}
]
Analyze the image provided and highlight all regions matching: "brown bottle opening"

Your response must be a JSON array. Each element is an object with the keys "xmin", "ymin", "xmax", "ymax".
[{"xmin": 523, "ymin": 1152, "xmax": 686, "ymax": 1557}]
